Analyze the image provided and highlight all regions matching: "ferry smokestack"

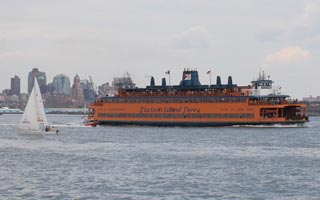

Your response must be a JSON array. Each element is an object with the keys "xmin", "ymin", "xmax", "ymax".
[
  {"xmin": 162, "ymin": 78, "xmax": 166, "ymax": 87},
  {"xmin": 216, "ymin": 76, "xmax": 221, "ymax": 86},
  {"xmin": 179, "ymin": 70, "xmax": 201, "ymax": 86},
  {"xmin": 150, "ymin": 76, "xmax": 155, "ymax": 87},
  {"xmin": 228, "ymin": 76, "xmax": 233, "ymax": 86}
]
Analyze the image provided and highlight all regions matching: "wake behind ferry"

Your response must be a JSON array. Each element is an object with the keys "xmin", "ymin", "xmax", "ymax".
[{"xmin": 87, "ymin": 69, "xmax": 308, "ymax": 127}]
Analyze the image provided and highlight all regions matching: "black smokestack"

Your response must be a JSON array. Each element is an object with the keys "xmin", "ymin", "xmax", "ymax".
[
  {"xmin": 150, "ymin": 76, "xmax": 155, "ymax": 87},
  {"xmin": 216, "ymin": 76, "xmax": 221, "ymax": 86},
  {"xmin": 162, "ymin": 78, "xmax": 166, "ymax": 87},
  {"xmin": 228, "ymin": 76, "xmax": 233, "ymax": 86}
]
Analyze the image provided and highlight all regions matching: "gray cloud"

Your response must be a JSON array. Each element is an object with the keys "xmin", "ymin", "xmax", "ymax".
[
  {"xmin": 254, "ymin": 2, "xmax": 320, "ymax": 47},
  {"xmin": 172, "ymin": 26, "xmax": 212, "ymax": 49},
  {"xmin": 263, "ymin": 46, "xmax": 310, "ymax": 63}
]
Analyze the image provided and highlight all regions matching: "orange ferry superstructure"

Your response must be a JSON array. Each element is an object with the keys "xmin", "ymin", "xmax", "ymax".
[{"xmin": 88, "ymin": 70, "xmax": 309, "ymax": 126}]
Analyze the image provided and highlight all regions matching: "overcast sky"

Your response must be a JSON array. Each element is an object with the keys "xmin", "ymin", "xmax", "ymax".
[{"xmin": 1, "ymin": 0, "xmax": 319, "ymax": 98}]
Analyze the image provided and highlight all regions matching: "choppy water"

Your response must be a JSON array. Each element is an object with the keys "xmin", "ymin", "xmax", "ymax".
[{"xmin": 0, "ymin": 114, "xmax": 319, "ymax": 200}]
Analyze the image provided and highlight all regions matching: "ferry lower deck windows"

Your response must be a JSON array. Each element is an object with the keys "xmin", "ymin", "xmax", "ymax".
[{"xmin": 98, "ymin": 112, "xmax": 254, "ymax": 119}]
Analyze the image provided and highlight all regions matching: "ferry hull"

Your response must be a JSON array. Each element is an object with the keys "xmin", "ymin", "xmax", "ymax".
[{"xmin": 89, "ymin": 100, "xmax": 308, "ymax": 127}]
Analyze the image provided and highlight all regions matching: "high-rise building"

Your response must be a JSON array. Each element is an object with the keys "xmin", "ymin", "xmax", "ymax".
[
  {"xmin": 98, "ymin": 82, "xmax": 117, "ymax": 97},
  {"xmin": 80, "ymin": 78, "xmax": 96, "ymax": 102},
  {"xmin": 71, "ymin": 74, "xmax": 84, "ymax": 100},
  {"xmin": 53, "ymin": 74, "xmax": 71, "ymax": 95},
  {"xmin": 28, "ymin": 68, "xmax": 47, "ymax": 94},
  {"xmin": 10, "ymin": 75, "xmax": 21, "ymax": 96},
  {"xmin": 112, "ymin": 73, "xmax": 136, "ymax": 89}
]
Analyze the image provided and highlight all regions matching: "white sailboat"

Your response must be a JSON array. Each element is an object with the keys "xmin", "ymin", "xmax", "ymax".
[{"xmin": 18, "ymin": 78, "xmax": 49, "ymax": 132}]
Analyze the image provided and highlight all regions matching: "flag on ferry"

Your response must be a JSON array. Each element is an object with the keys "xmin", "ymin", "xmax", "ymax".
[
  {"xmin": 184, "ymin": 73, "xmax": 191, "ymax": 80},
  {"xmin": 165, "ymin": 70, "xmax": 170, "ymax": 74},
  {"xmin": 206, "ymin": 70, "xmax": 211, "ymax": 74}
]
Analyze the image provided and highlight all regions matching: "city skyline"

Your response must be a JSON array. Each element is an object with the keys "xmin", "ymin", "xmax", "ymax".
[
  {"xmin": 1, "ymin": 1, "xmax": 320, "ymax": 98},
  {"xmin": 1, "ymin": 68, "xmax": 97, "ymax": 94}
]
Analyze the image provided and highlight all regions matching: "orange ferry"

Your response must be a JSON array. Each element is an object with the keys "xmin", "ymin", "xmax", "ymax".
[{"xmin": 87, "ymin": 69, "xmax": 309, "ymax": 126}]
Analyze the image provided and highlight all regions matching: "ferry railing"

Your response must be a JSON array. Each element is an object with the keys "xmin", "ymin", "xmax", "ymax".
[{"xmin": 248, "ymin": 100, "xmax": 289, "ymax": 105}]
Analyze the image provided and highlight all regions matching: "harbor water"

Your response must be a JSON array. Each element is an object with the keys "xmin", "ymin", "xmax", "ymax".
[{"xmin": 0, "ymin": 114, "xmax": 319, "ymax": 199}]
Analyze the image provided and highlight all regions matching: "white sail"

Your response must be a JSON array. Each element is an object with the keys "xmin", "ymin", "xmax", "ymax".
[{"xmin": 18, "ymin": 78, "xmax": 48, "ymax": 131}]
